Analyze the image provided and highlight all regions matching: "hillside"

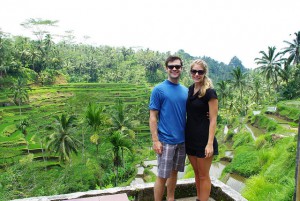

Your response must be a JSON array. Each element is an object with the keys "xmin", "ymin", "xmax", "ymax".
[{"xmin": 0, "ymin": 83, "xmax": 152, "ymax": 200}]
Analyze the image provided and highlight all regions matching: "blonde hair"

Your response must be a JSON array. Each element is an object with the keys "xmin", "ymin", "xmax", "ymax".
[{"xmin": 190, "ymin": 59, "xmax": 214, "ymax": 98}]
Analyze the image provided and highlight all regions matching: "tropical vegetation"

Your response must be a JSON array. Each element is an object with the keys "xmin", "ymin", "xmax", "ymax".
[{"xmin": 0, "ymin": 19, "xmax": 299, "ymax": 201}]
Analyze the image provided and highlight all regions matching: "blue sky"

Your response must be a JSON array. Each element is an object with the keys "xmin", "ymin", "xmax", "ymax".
[{"xmin": 0, "ymin": 0, "xmax": 299, "ymax": 68}]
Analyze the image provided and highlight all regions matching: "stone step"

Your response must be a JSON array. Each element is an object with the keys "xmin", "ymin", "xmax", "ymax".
[
  {"xmin": 177, "ymin": 197, "xmax": 215, "ymax": 201},
  {"xmin": 65, "ymin": 193, "xmax": 129, "ymax": 201}
]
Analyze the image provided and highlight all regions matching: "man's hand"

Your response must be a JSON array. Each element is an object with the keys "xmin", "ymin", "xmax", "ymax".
[{"xmin": 153, "ymin": 141, "xmax": 163, "ymax": 154}]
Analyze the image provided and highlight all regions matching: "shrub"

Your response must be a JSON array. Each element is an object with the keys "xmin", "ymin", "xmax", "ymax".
[
  {"xmin": 232, "ymin": 131, "xmax": 254, "ymax": 149},
  {"xmin": 2, "ymin": 124, "xmax": 17, "ymax": 137},
  {"xmin": 255, "ymin": 136, "xmax": 267, "ymax": 149},
  {"xmin": 224, "ymin": 146, "xmax": 259, "ymax": 177},
  {"xmin": 277, "ymin": 101, "xmax": 300, "ymax": 122},
  {"xmin": 143, "ymin": 168, "xmax": 156, "ymax": 182},
  {"xmin": 251, "ymin": 115, "xmax": 278, "ymax": 131}
]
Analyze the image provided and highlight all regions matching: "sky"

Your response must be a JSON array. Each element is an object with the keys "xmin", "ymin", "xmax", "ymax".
[{"xmin": 0, "ymin": 0, "xmax": 299, "ymax": 69}]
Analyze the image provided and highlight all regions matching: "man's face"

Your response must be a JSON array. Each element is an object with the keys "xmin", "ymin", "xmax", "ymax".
[{"xmin": 166, "ymin": 59, "xmax": 182, "ymax": 80}]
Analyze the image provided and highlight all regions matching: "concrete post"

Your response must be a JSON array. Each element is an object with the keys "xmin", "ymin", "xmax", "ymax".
[{"xmin": 294, "ymin": 117, "xmax": 300, "ymax": 201}]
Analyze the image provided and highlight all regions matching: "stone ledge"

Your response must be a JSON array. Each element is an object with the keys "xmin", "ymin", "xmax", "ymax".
[{"xmin": 12, "ymin": 178, "xmax": 247, "ymax": 201}]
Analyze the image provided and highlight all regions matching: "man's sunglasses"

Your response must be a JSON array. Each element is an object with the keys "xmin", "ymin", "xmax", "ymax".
[
  {"xmin": 167, "ymin": 65, "xmax": 182, "ymax": 70},
  {"xmin": 191, "ymin": 69, "xmax": 205, "ymax": 75}
]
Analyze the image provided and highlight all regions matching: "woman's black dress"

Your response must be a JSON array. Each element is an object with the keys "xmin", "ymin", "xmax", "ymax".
[{"xmin": 185, "ymin": 85, "xmax": 219, "ymax": 158}]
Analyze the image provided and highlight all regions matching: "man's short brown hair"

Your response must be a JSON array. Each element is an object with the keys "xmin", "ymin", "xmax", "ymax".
[{"xmin": 165, "ymin": 55, "xmax": 183, "ymax": 67}]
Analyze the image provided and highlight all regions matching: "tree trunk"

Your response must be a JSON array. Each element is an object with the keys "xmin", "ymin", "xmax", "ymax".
[
  {"xmin": 19, "ymin": 100, "xmax": 22, "ymax": 116},
  {"xmin": 294, "ymin": 118, "xmax": 300, "ymax": 201},
  {"xmin": 82, "ymin": 129, "xmax": 85, "ymax": 162},
  {"xmin": 27, "ymin": 140, "xmax": 30, "ymax": 154}
]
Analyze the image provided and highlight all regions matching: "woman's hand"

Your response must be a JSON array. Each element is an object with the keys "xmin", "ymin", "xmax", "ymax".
[{"xmin": 205, "ymin": 143, "xmax": 214, "ymax": 158}]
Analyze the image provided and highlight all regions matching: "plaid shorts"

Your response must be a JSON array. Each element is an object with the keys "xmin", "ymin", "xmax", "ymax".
[{"xmin": 157, "ymin": 142, "xmax": 186, "ymax": 178}]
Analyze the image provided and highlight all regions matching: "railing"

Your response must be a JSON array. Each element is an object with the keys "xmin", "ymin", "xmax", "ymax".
[{"xmin": 12, "ymin": 178, "xmax": 247, "ymax": 201}]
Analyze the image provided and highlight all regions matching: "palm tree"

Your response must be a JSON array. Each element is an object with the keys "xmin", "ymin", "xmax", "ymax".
[
  {"xmin": 10, "ymin": 78, "xmax": 31, "ymax": 116},
  {"xmin": 252, "ymin": 76, "xmax": 262, "ymax": 106},
  {"xmin": 216, "ymin": 80, "xmax": 229, "ymax": 108},
  {"xmin": 282, "ymin": 31, "xmax": 300, "ymax": 65},
  {"xmin": 280, "ymin": 60, "xmax": 292, "ymax": 85},
  {"xmin": 230, "ymin": 67, "xmax": 247, "ymax": 115},
  {"xmin": 0, "ymin": 65, "xmax": 9, "ymax": 78},
  {"xmin": 85, "ymin": 102, "xmax": 106, "ymax": 153},
  {"xmin": 110, "ymin": 99, "xmax": 139, "ymax": 139},
  {"xmin": 47, "ymin": 114, "xmax": 81, "ymax": 163},
  {"xmin": 109, "ymin": 99, "xmax": 139, "ymax": 169},
  {"xmin": 108, "ymin": 131, "xmax": 132, "ymax": 186},
  {"xmin": 17, "ymin": 119, "xmax": 29, "ymax": 136},
  {"xmin": 255, "ymin": 46, "xmax": 284, "ymax": 97},
  {"xmin": 216, "ymin": 80, "xmax": 231, "ymax": 124},
  {"xmin": 17, "ymin": 119, "xmax": 30, "ymax": 154}
]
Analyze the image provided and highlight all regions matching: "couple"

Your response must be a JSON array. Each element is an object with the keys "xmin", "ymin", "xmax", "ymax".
[{"xmin": 149, "ymin": 55, "xmax": 218, "ymax": 201}]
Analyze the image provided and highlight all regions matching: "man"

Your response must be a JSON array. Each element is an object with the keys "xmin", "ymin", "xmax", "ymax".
[{"xmin": 149, "ymin": 55, "xmax": 188, "ymax": 201}]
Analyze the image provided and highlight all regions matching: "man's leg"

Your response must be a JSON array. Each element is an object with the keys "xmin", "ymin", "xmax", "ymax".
[
  {"xmin": 166, "ymin": 170, "xmax": 178, "ymax": 201},
  {"xmin": 154, "ymin": 176, "xmax": 167, "ymax": 201}
]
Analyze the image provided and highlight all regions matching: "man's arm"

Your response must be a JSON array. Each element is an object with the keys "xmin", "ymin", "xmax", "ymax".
[{"xmin": 149, "ymin": 110, "xmax": 162, "ymax": 154}]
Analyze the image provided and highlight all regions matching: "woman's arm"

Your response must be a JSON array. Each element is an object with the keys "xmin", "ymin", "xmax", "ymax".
[{"xmin": 205, "ymin": 98, "xmax": 218, "ymax": 157}]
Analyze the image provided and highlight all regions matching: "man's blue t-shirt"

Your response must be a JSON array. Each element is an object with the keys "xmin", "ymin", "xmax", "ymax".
[{"xmin": 149, "ymin": 80, "xmax": 188, "ymax": 144}]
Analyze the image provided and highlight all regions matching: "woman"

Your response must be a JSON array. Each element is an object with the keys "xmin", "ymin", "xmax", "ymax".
[{"xmin": 185, "ymin": 59, "xmax": 219, "ymax": 201}]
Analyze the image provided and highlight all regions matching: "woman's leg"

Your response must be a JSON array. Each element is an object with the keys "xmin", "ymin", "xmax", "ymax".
[
  {"xmin": 197, "ymin": 156, "xmax": 213, "ymax": 201},
  {"xmin": 188, "ymin": 155, "xmax": 201, "ymax": 199}
]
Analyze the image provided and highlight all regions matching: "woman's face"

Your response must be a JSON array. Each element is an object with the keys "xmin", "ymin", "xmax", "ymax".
[{"xmin": 190, "ymin": 64, "xmax": 205, "ymax": 83}]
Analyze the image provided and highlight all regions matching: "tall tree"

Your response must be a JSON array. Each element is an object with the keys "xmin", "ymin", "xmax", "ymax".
[
  {"xmin": 109, "ymin": 99, "xmax": 139, "ymax": 167},
  {"xmin": 85, "ymin": 102, "xmax": 106, "ymax": 153},
  {"xmin": 230, "ymin": 66, "xmax": 247, "ymax": 115},
  {"xmin": 110, "ymin": 99, "xmax": 139, "ymax": 139},
  {"xmin": 108, "ymin": 131, "xmax": 132, "ymax": 186},
  {"xmin": 250, "ymin": 74, "xmax": 263, "ymax": 106},
  {"xmin": 47, "ymin": 114, "xmax": 81, "ymax": 163},
  {"xmin": 20, "ymin": 18, "xmax": 58, "ymax": 42},
  {"xmin": 216, "ymin": 80, "xmax": 230, "ymax": 108},
  {"xmin": 0, "ymin": 31, "xmax": 13, "ymax": 79},
  {"xmin": 282, "ymin": 31, "xmax": 300, "ymax": 65},
  {"xmin": 10, "ymin": 78, "xmax": 31, "ymax": 116},
  {"xmin": 255, "ymin": 46, "xmax": 284, "ymax": 98},
  {"xmin": 216, "ymin": 80, "xmax": 232, "ymax": 124}
]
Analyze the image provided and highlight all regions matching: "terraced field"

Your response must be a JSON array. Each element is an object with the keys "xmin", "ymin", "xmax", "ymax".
[{"xmin": 0, "ymin": 83, "xmax": 151, "ymax": 169}]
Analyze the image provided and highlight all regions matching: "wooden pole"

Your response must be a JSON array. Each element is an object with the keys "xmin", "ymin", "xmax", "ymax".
[{"xmin": 294, "ymin": 117, "xmax": 300, "ymax": 201}]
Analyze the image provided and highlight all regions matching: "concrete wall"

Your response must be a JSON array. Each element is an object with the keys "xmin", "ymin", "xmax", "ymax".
[{"xmin": 12, "ymin": 178, "xmax": 247, "ymax": 201}]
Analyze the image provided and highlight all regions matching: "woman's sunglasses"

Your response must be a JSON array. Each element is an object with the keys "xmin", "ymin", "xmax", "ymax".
[{"xmin": 190, "ymin": 69, "xmax": 205, "ymax": 75}]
